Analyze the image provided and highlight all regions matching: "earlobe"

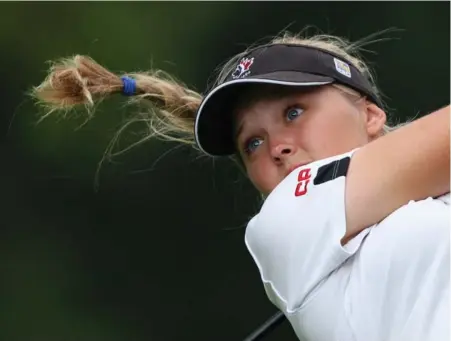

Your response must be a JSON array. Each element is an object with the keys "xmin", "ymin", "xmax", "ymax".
[{"xmin": 365, "ymin": 102, "xmax": 387, "ymax": 138}]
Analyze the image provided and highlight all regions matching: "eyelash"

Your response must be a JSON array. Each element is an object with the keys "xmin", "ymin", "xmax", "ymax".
[
  {"xmin": 243, "ymin": 137, "xmax": 263, "ymax": 155},
  {"xmin": 285, "ymin": 106, "xmax": 304, "ymax": 121},
  {"xmin": 242, "ymin": 105, "xmax": 305, "ymax": 155}
]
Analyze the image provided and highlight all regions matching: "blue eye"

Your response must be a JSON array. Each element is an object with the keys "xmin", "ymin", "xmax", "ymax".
[
  {"xmin": 244, "ymin": 137, "xmax": 263, "ymax": 154},
  {"xmin": 286, "ymin": 107, "xmax": 303, "ymax": 121}
]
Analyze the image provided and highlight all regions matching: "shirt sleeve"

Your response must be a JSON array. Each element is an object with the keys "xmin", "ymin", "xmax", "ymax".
[{"xmin": 244, "ymin": 150, "xmax": 371, "ymax": 314}]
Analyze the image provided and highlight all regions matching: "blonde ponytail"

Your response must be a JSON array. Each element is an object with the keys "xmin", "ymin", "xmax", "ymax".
[{"xmin": 31, "ymin": 55, "xmax": 203, "ymax": 147}]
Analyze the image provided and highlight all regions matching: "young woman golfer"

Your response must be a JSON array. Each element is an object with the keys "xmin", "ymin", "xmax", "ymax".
[{"xmin": 32, "ymin": 32, "xmax": 450, "ymax": 341}]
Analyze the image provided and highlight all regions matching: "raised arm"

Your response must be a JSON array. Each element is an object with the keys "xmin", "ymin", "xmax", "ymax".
[{"xmin": 344, "ymin": 105, "xmax": 450, "ymax": 241}]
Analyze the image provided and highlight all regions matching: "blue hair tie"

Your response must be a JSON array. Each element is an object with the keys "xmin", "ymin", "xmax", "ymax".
[{"xmin": 121, "ymin": 76, "xmax": 136, "ymax": 96}]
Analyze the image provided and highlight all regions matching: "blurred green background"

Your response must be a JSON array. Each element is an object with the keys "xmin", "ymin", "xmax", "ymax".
[{"xmin": 0, "ymin": 2, "xmax": 449, "ymax": 341}]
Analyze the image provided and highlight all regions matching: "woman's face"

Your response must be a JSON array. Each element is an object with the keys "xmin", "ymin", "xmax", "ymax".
[{"xmin": 234, "ymin": 85, "xmax": 386, "ymax": 195}]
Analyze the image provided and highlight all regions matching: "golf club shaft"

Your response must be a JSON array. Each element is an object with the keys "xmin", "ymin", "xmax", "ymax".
[{"xmin": 242, "ymin": 311, "xmax": 286, "ymax": 341}]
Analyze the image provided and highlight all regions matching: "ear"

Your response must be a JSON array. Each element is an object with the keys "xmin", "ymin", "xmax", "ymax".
[{"xmin": 364, "ymin": 101, "xmax": 387, "ymax": 139}]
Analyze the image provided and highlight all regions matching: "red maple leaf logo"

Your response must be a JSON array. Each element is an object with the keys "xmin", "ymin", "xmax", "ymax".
[
  {"xmin": 231, "ymin": 57, "xmax": 254, "ymax": 79},
  {"xmin": 241, "ymin": 58, "xmax": 254, "ymax": 71}
]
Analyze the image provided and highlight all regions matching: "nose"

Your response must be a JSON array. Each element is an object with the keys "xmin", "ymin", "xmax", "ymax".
[{"xmin": 271, "ymin": 143, "xmax": 297, "ymax": 164}]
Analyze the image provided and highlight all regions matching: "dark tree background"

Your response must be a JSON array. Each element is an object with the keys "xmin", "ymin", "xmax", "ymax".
[{"xmin": 1, "ymin": 2, "xmax": 449, "ymax": 341}]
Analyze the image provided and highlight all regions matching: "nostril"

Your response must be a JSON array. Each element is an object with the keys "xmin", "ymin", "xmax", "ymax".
[{"xmin": 281, "ymin": 148, "xmax": 292, "ymax": 154}]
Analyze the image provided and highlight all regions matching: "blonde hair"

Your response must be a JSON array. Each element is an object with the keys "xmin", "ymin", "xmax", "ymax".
[{"xmin": 31, "ymin": 30, "xmax": 403, "ymax": 165}]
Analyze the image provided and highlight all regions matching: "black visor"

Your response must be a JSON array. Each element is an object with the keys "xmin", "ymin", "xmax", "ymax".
[{"xmin": 194, "ymin": 44, "xmax": 382, "ymax": 156}]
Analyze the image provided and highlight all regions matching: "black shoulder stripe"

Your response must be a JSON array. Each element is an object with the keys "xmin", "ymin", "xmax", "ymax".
[{"xmin": 313, "ymin": 156, "xmax": 351, "ymax": 185}]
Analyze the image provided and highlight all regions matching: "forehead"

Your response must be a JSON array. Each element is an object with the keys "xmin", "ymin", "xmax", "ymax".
[{"xmin": 232, "ymin": 84, "xmax": 317, "ymax": 123}]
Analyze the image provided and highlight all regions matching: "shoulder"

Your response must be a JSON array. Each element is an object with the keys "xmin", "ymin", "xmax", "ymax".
[
  {"xmin": 262, "ymin": 149, "xmax": 356, "ymax": 208},
  {"xmin": 255, "ymin": 149, "xmax": 357, "ymax": 230},
  {"xmin": 244, "ymin": 150, "xmax": 366, "ymax": 313}
]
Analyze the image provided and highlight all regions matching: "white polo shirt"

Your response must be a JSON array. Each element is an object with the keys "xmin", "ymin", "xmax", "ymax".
[{"xmin": 245, "ymin": 150, "xmax": 449, "ymax": 341}]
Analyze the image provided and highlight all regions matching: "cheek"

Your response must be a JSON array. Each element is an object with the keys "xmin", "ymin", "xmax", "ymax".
[
  {"xmin": 245, "ymin": 157, "xmax": 278, "ymax": 193},
  {"xmin": 301, "ymin": 107, "xmax": 367, "ymax": 156}
]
